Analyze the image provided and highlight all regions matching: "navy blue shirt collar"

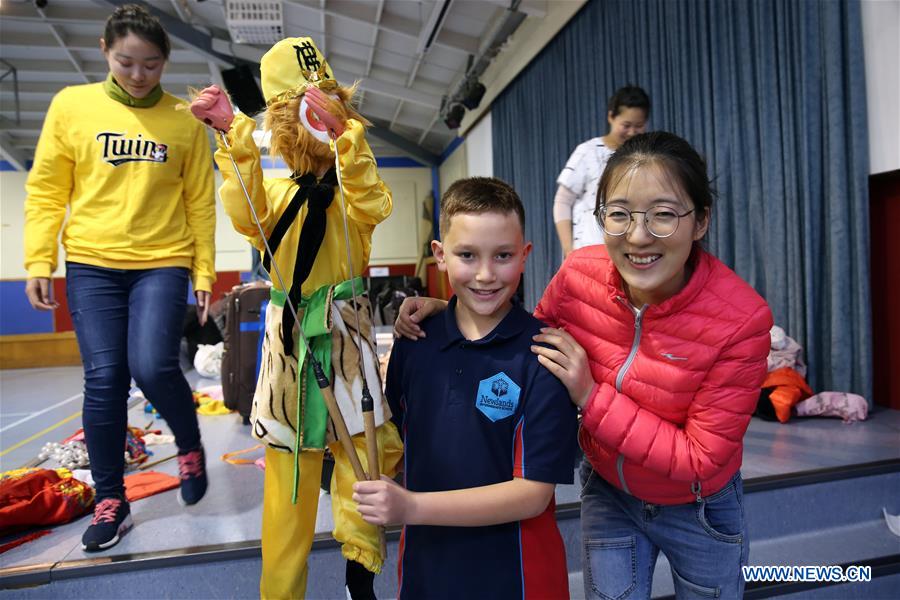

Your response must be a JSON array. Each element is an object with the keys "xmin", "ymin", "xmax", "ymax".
[{"xmin": 440, "ymin": 295, "xmax": 531, "ymax": 350}]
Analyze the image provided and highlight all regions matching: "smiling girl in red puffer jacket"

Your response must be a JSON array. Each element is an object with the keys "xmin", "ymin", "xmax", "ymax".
[{"xmin": 532, "ymin": 131, "xmax": 772, "ymax": 599}]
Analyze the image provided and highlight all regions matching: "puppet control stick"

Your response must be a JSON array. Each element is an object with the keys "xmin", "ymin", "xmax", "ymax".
[
  {"xmin": 216, "ymin": 129, "xmax": 369, "ymax": 485},
  {"xmin": 330, "ymin": 129, "xmax": 386, "ymax": 560}
]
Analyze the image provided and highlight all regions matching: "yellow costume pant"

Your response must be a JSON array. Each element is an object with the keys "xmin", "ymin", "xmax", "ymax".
[{"xmin": 260, "ymin": 422, "xmax": 403, "ymax": 600}]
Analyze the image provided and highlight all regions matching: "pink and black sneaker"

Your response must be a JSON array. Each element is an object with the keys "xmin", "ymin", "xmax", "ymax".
[
  {"xmin": 82, "ymin": 496, "xmax": 132, "ymax": 551},
  {"xmin": 177, "ymin": 446, "xmax": 207, "ymax": 506}
]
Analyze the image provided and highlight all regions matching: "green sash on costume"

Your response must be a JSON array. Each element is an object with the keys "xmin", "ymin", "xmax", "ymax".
[{"xmin": 270, "ymin": 276, "xmax": 366, "ymax": 502}]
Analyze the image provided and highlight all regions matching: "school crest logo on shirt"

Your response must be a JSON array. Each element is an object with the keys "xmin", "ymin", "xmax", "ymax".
[
  {"xmin": 475, "ymin": 372, "xmax": 520, "ymax": 422},
  {"xmin": 96, "ymin": 132, "xmax": 168, "ymax": 166}
]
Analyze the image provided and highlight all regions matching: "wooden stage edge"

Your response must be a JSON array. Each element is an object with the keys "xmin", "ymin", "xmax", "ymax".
[{"xmin": 0, "ymin": 332, "xmax": 81, "ymax": 369}]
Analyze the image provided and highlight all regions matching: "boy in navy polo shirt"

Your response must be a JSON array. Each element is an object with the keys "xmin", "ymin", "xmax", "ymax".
[{"xmin": 353, "ymin": 177, "xmax": 578, "ymax": 599}]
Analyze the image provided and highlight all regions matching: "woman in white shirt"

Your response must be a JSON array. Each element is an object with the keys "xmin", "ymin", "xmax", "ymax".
[{"xmin": 554, "ymin": 85, "xmax": 650, "ymax": 255}]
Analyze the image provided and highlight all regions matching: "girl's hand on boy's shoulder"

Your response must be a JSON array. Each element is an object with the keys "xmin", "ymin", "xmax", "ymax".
[
  {"xmin": 531, "ymin": 327, "xmax": 595, "ymax": 409},
  {"xmin": 353, "ymin": 475, "xmax": 416, "ymax": 526},
  {"xmin": 393, "ymin": 296, "xmax": 448, "ymax": 340}
]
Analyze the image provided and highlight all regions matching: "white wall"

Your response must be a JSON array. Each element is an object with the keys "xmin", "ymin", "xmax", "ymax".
[
  {"xmin": 372, "ymin": 167, "xmax": 434, "ymax": 266},
  {"xmin": 0, "ymin": 165, "xmax": 432, "ymax": 280},
  {"xmin": 208, "ymin": 171, "xmax": 254, "ymax": 272},
  {"xmin": 0, "ymin": 171, "xmax": 30, "ymax": 280},
  {"xmin": 439, "ymin": 142, "xmax": 468, "ymax": 198},
  {"xmin": 437, "ymin": 111, "xmax": 496, "ymax": 197},
  {"xmin": 861, "ymin": 0, "xmax": 900, "ymax": 175},
  {"xmin": 465, "ymin": 112, "xmax": 494, "ymax": 179}
]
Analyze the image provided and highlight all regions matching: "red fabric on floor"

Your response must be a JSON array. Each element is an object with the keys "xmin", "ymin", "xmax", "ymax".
[
  {"xmin": 0, "ymin": 529, "xmax": 52, "ymax": 555},
  {"xmin": 0, "ymin": 469, "xmax": 94, "ymax": 535}
]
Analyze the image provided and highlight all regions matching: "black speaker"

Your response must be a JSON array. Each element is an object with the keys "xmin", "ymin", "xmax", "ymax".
[
  {"xmin": 443, "ymin": 103, "xmax": 465, "ymax": 129},
  {"xmin": 461, "ymin": 81, "xmax": 486, "ymax": 110},
  {"xmin": 221, "ymin": 65, "xmax": 266, "ymax": 116}
]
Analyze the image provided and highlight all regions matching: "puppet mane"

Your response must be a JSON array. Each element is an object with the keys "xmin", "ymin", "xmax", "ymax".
[{"xmin": 265, "ymin": 83, "xmax": 370, "ymax": 176}]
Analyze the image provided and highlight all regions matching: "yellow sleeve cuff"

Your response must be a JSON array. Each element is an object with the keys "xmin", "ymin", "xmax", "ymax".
[
  {"xmin": 27, "ymin": 263, "xmax": 53, "ymax": 280},
  {"xmin": 193, "ymin": 275, "xmax": 215, "ymax": 294}
]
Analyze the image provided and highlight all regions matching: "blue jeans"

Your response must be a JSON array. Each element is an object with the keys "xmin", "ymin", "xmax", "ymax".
[
  {"xmin": 580, "ymin": 460, "xmax": 748, "ymax": 599},
  {"xmin": 66, "ymin": 263, "xmax": 201, "ymax": 500}
]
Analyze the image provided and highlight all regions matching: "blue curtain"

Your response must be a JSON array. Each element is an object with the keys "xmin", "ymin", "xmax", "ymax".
[{"xmin": 493, "ymin": 0, "xmax": 871, "ymax": 400}]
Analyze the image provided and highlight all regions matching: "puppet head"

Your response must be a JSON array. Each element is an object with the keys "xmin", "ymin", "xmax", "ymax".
[{"xmin": 261, "ymin": 37, "xmax": 369, "ymax": 176}]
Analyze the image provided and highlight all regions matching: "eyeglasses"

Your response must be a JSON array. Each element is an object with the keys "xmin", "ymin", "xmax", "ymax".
[{"xmin": 594, "ymin": 205, "xmax": 695, "ymax": 239}]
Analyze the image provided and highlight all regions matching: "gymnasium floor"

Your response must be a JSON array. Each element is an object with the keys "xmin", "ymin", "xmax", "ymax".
[{"xmin": 2, "ymin": 364, "xmax": 900, "ymax": 574}]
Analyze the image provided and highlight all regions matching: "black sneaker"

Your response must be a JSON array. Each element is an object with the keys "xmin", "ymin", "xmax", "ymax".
[
  {"xmin": 82, "ymin": 496, "xmax": 132, "ymax": 551},
  {"xmin": 177, "ymin": 446, "xmax": 207, "ymax": 506}
]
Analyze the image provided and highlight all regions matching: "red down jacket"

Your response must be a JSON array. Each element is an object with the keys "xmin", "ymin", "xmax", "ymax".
[{"xmin": 535, "ymin": 245, "xmax": 772, "ymax": 504}]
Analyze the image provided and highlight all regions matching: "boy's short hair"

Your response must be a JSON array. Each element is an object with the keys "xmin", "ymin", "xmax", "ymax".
[{"xmin": 439, "ymin": 177, "xmax": 526, "ymax": 236}]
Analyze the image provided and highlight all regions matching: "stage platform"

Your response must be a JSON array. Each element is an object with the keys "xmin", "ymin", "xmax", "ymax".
[{"xmin": 1, "ymin": 366, "xmax": 899, "ymax": 598}]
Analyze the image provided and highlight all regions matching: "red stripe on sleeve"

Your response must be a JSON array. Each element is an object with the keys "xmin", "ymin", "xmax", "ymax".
[
  {"xmin": 513, "ymin": 417, "xmax": 525, "ymax": 478},
  {"xmin": 520, "ymin": 499, "xmax": 569, "ymax": 599},
  {"xmin": 397, "ymin": 526, "xmax": 406, "ymax": 597}
]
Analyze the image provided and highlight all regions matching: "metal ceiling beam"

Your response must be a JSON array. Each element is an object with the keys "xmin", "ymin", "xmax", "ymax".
[
  {"xmin": 0, "ymin": 98, "xmax": 52, "ymax": 114},
  {"xmin": 388, "ymin": 0, "xmax": 453, "ymax": 142},
  {"xmin": 356, "ymin": 0, "xmax": 384, "ymax": 110},
  {"xmin": 388, "ymin": 101, "xmax": 403, "ymax": 131},
  {"xmin": 0, "ymin": 39, "xmax": 227, "ymax": 70},
  {"xmin": 282, "ymin": 0, "xmax": 478, "ymax": 56},
  {"xmin": 326, "ymin": 53, "xmax": 443, "ymax": 109},
  {"xmin": 319, "ymin": 0, "xmax": 328, "ymax": 56},
  {"xmin": 165, "ymin": 0, "xmax": 224, "ymax": 96},
  {"xmin": 0, "ymin": 119, "xmax": 47, "ymax": 133},
  {"xmin": 410, "ymin": 0, "xmax": 454, "ymax": 88},
  {"xmin": 363, "ymin": 0, "xmax": 385, "ymax": 78},
  {"xmin": 367, "ymin": 124, "xmax": 437, "ymax": 166},
  {"xmin": 0, "ymin": 2, "xmax": 112, "ymax": 24},
  {"xmin": 351, "ymin": 74, "xmax": 441, "ymax": 110},
  {"xmin": 0, "ymin": 131, "xmax": 29, "ymax": 171},
  {"xmin": 482, "ymin": 0, "xmax": 546, "ymax": 18},
  {"xmin": 417, "ymin": 110, "xmax": 441, "ymax": 146},
  {"xmin": 36, "ymin": 7, "xmax": 91, "ymax": 84},
  {"xmin": 357, "ymin": 104, "xmax": 441, "ymax": 136},
  {"xmin": 91, "ymin": 0, "xmax": 254, "ymax": 70},
  {"xmin": 0, "ymin": 59, "xmax": 21, "ymax": 126},
  {"xmin": 5, "ymin": 58, "xmax": 212, "ymax": 78},
  {"xmin": 416, "ymin": 0, "xmax": 454, "ymax": 56},
  {"xmin": 168, "ymin": 0, "xmax": 191, "ymax": 23},
  {"xmin": 0, "ymin": 82, "xmax": 69, "ymax": 96}
]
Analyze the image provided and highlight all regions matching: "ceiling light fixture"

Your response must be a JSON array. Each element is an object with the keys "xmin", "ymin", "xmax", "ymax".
[
  {"xmin": 460, "ymin": 80, "xmax": 486, "ymax": 110},
  {"xmin": 442, "ymin": 100, "xmax": 465, "ymax": 130},
  {"xmin": 438, "ymin": 1, "xmax": 527, "ymax": 131}
]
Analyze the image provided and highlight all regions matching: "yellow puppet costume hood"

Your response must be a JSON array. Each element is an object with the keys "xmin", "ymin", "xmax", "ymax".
[{"xmin": 261, "ymin": 37, "xmax": 338, "ymax": 104}]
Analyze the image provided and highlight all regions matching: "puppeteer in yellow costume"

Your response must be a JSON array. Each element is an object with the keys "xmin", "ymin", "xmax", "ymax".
[{"xmin": 206, "ymin": 38, "xmax": 403, "ymax": 599}]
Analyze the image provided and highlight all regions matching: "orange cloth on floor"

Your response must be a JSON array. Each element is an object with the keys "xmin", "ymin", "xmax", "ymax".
[
  {"xmin": 761, "ymin": 367, "xmax": 813, "ymax": 422},
  {"xmin": 124, "ymin": 471, "xmax": 180, "ymax": 502}
]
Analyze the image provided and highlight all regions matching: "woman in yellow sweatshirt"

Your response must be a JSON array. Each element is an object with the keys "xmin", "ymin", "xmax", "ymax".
[{"xmin": 23, "ymin": 5, "xmax": 215, "ymax": 552}]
